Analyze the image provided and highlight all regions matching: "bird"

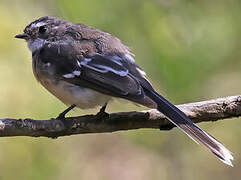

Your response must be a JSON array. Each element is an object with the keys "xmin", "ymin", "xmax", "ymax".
[{"xmin": 15, "ymin": 16, "xmax": 233, "ymax": 166}]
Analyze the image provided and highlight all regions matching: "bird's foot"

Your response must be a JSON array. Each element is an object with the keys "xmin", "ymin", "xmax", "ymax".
[
  {"xmin": 57, "ymin": 104, "xmax": 76, "ymax": 119},
  {"xmin": 96, "ymin": 103, "xmax": 109, "ymax": 119}
]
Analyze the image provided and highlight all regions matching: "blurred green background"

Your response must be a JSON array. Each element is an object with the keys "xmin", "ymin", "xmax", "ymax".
[{"xmin": 0, "ymin": 0, "xmax": 240, "ymax": 179}]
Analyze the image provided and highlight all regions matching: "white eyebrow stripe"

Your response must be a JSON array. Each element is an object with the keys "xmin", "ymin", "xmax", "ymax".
[{"xmin": 31, "ymin": 22, "xmax": 47, "ymax": 28}]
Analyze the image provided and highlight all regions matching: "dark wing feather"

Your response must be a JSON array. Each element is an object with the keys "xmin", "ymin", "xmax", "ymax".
[
  {"xmin": 78, "ymin": 55, "xmax": 142, "ymax": 96},
  {"xmin": 37, "ymin": 42, "xmax": 155, "ymax": 107}
]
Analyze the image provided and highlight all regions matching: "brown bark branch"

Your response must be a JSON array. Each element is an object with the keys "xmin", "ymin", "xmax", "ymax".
[{"xmin": 0, "ymin": 95, "xmax": 240, "ymax": 138}]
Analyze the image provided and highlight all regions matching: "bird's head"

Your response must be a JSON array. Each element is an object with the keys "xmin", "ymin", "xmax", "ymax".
[
  {"xmin": 15, "ymin": 16, "xmax": 68, "ymax": 40},
  {"xmin": 15, "ymin": 16, "xmax": 69, "ymax": 52}
]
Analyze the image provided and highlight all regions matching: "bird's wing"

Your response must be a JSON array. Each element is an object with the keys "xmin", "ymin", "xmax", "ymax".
[{"xmin": 37, "ymin": 41, "xmax": 156, "ymax": 107}]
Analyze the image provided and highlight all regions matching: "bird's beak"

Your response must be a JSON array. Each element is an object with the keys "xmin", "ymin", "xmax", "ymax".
[{"xmin": 15, "ymin": 33, "xmax": 28, "ymax": 39}]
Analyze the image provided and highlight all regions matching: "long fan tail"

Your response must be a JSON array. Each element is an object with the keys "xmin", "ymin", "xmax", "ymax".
[{"xmin": 145, "ymin": 89, "xmax": 233, "ymax": 166}]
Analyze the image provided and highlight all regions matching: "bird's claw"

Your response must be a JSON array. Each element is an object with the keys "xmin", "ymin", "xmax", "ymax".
[
  {"xmin": 57, "ymin": 104, "xmax": 76, "ymax": 119},
  {"xmin": 96, "ymin": 103, "xmax": 109, "ymax": 119}
]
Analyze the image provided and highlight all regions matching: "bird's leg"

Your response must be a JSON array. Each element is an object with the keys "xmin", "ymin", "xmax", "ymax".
[
  {"xmin": 96, "ymin": 103, "xmax": 109, "ymax": 119},
  {"xmin": 57, "ymin": 104, "xmax": 76, "ymax": 119}
]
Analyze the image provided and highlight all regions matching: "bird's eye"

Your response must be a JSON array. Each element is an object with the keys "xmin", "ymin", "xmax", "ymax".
[{"xmin": 39, "ymin": 26, "xmax": 47, "ymax": 34}]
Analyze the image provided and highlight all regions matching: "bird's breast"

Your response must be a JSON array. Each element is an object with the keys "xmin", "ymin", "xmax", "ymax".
[
  {"xmin": 40, "ymin": 78, "xmax": 112, "ymax": 109},
  {"xmin": 32, "ymin": 52, "xmax": 111, "ymax": 109}
]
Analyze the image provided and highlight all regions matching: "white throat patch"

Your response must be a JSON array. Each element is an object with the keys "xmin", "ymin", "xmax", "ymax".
[{"xmin": 27, "ymin": 38, "xmax": 45, "ymax": 53}]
